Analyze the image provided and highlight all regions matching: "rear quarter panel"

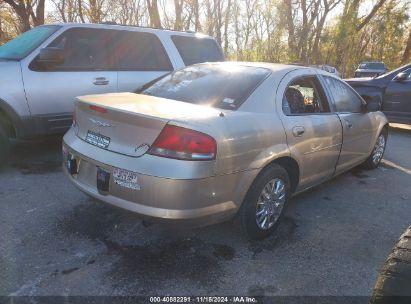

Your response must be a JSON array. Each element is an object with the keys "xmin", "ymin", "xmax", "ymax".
[{"xmin": 171, "ymin": 74, "xmax": 290, "ymax": 206}]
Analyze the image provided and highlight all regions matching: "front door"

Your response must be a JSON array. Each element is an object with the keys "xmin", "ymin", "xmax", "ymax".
[
  {"xmin": 277, "ymin": 70, "xmax": 342, "ymax": 190},
  {"xmin": 21, "ymin": 27, "xmax": 118, "ymax": 133},
  {"xmin": 384, "ymin": 68, "xmax": 411, "ymax": 123},
  {"xmin": 322, "ymin": 76, "xmax": 376, "ymax": 173}
]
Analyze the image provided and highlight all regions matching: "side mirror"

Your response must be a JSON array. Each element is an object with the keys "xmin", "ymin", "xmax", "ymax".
[
  {"xmin": 37, "ymin": 47, "xmax": 64, "ymax": 67},
  {"xmin": 394, "ymin": 72, "xmax": 408, "ymax": 82}
]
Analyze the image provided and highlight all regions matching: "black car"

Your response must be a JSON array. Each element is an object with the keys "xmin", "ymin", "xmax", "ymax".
[{"xmin": 346, "ymin": 63, "xmax": 411, "ymax": 124}]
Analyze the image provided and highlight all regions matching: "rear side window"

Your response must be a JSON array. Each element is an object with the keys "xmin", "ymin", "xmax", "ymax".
[
  {"xmin": 111, "ymin": 31, "xmax": 172, "ymax": 71},
  {"xmin": 45, "ymin": 28, "xmax": 110, "ymax": 71},
  {"xmin": 171, "ymin": 35, "xmax": 224, "ymax": 65},
  {"xmin": 141, "ymin": 64, "xmax": 270, "ymax": 110},
  {"xmin": 324, "ymin": 76, "xmax": 364, "ymax": 113},
  {"xmin": 282, "ymin": 76, "xmax": 330, "ymax": 115}
]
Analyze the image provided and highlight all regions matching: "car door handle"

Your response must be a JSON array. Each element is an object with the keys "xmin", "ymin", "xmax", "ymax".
[
  {"xmin": 93, "ymin": 77, "xmax": 109, "ymax": 85},
  {"xmin": 292, "ymin": 126, "xmax": 305, "ymax": 137},
  {"xmin": 344, "ymin": 120, "xmax": 353, "ymax": 128}
]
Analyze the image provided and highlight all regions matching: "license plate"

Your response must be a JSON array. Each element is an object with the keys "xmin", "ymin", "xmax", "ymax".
[
  {"xmin": 86, "ymin": 131, "xmax": 110, "ymax": 149},
  {"xmin": 113, "ymin": 168, "xmax": 140, "ymax": 190}
]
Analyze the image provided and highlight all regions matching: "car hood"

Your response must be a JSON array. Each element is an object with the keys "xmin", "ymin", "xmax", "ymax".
[{"xmin": 345, "ymin": 76, "xmax": 387, "ymax": 87}]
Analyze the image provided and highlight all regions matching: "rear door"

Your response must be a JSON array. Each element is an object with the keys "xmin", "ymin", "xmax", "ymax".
[
  {"xmin": 277, "ymin": 70, "xmax": 342, "ymax": 189},
  {"xmin": 383, "ymin": 68, "xmax": 411, "ymax": 123},
  {"xmin": 113, "ymin": 30, "xmax": 174, "ymax": 92},
  {"xmin": 323, "ymin": 76, "xmax": 376, "ymax": 173},
  {"xmin": 21, "ymin": 27, "xmax": 118, "ymax": 132}
]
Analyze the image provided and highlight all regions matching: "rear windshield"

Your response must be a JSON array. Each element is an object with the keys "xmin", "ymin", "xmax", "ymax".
[
  {"xmin": 0, "ymin": 25, "xmax": 60, "ymax": 60},
  {"xmin": 141, "ymin": 64, "xmax": 270, "ymax": 110},
  {"xmin": 171, "ymin": 35, "xmax": 224, "ymax": 65},
  {"xmin": 359, "ymin": 62, "xmax": 385, "ymax": 69}
]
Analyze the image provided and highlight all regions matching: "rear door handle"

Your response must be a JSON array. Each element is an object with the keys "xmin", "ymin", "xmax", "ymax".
[
  {"xmin": 345, "ymin": 120, "xmax": 353, "ymax": 128},
  {"xmin": 292, "ymin": 126, "xmax": 305, "ymax": 137},
  {"xmin": 93, "ymin": 77, "xmax": 109, "ymax": 85}
]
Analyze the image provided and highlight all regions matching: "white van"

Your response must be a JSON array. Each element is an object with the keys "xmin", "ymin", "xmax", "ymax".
[{"xmin": 0, "ymin": 23, "xmax": 224, "ymax": 163}]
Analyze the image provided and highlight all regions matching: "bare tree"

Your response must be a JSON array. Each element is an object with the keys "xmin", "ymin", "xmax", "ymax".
[
  {"xmin": 402, "ymin": 26, "xmax": 411, "ymax": 64},
  {"xmin": 146, "ymin": 0, "xmax": 162, "ymax": 28},
  {"xmin": 174, "ymin": 0, "xmax": 184, "ymax": 30},
  {"xmin": 3, "ymin": 0, "xmax": 45, "ymax": 32},
  {"xmin": 356, "ymin": 0, "xmax": 387, "ymax": 31}
]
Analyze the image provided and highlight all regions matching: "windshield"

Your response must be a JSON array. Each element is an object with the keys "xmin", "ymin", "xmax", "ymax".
[
  {"xmin": 0, "ymin": 25, "xmax": 60, "ymax": 60},
  {"xmin": 358, "ymin": 62, "xmax": 385, "ymax": 69},
  {"xmin": 141, "ymin": 64, "xmax": 271, "ymax": 110},
  {"xmin": 376, "ymin": 63, "xmax": 411, "ymax": 79}
]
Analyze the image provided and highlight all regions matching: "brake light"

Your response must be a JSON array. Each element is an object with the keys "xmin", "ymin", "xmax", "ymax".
[
  {"xmin": 148, "ymin": 125, "xmax": 216, "ymax": 161},
  {"xmin": 89, "ymin": 105, "xmax": 108, "ymax": 113}
]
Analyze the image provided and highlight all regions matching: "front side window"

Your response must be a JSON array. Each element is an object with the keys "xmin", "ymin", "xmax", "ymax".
[
  {"xmin": 171, "ymin": 35, "xmax": 224, "ymax": 66},
  {"xmin": 141, "ymin": 64, "xmax": 270, "ymax": 110},
  {"xmin": 282, "ymin": 76, "xmax": 330, "ymax": 115},
  {"xmin": 44, "ymin": 28, "xmax": 110, "ymax": 71},
  {"xmin": 111, "ymin": 31, "xmax": 172, "ymax": 71},
  {"xmin": 0, "ymin": 25, "xmax": 60, "ymax": 60},
  {"xmin": 324, "ymin": 76, "xmax": 364, "ymax": 113}
]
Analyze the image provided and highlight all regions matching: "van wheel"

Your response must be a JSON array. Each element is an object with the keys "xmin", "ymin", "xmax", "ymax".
[
  {"xmin": 240, "ymin": 164, "xmax": 290, "ymax": 240},
  {"xmin": 364, "ymin": 129, "xmax": 387, "ymax": 169},
  {"xmin": 0, "ymin": 123, "xmax": 10, "ymax": 166},
  {"xmin": 370, "ymin": 226, "xmax": 411, "ymax": 303}
]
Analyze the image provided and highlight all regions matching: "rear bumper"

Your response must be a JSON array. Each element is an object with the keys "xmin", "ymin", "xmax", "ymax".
[{"xmin": 62, "ymin": 130, "xmax": 255, "ymax": 227}]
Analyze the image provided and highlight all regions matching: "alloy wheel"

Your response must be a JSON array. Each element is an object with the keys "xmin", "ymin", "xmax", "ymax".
[{"xmin": 255, "ymin": 178, "xmax": 286, "ymax": 230}]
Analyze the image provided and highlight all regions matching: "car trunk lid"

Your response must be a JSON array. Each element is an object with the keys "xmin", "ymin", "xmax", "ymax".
[{"xmin": 75, "ymin": 92, "xmax": 220, "ymax": 157}]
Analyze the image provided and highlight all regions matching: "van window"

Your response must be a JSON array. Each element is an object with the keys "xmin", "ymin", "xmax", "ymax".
[
  {"xmin": 45, "ymin": 28, "xmax": 110, "ymax": 71},
  {"xmin": 171, "ymin": 35, "xmax": 224, "ymax": 65},
  {"xmin": 0, "ymin": 25, "xmax": 60, "ymax": 60},
  {"xmin": 111, "ymin": 31, "xmax": 172, "ymax": 71}
]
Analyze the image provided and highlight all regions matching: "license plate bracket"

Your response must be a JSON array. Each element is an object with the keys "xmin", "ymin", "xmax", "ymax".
[
  {"xmin": 113, "ymin": 168, "xmax": 140, "ymax": 190},
  {"xmin": 86, "ymin": 131, "xmax": 110, "ymax": 149}
]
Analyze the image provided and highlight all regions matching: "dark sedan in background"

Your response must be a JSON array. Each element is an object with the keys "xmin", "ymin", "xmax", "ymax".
[{"xmin": 346, "ymin": 63, "xmax": 411, "ymax": 124}]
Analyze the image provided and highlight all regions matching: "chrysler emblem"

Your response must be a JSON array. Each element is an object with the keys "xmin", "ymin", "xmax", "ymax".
[{"xmin": 88, "ymin": 118, "xmax": 114, "ymax": 127}]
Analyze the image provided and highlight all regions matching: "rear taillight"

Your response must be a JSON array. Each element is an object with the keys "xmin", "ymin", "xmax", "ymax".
[{"xmin": 148, "ymin": 125, "xmax": 216, "ymax": 161}]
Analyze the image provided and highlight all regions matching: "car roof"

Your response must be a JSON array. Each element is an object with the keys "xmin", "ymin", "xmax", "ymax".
[
  {"xmin": 46, "ymin": 22, "xmax": 215, "ymax": 39},
  {"xmin": 196, "ymin": 61, "xmax": 309, "ymax": 73}
]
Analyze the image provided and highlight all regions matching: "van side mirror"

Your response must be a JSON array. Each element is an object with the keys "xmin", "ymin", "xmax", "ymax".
[
  {"xmin": 394, "ymin": 72, "xmax": 408, "ymax": 82},
  {"xmin": 37, "ymin": 47, "xmax": 64, "ymax": 67}
]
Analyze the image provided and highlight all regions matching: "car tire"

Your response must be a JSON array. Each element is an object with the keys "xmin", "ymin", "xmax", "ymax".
[
  {"xmin": 240, "ymin": 164, "xmax": 290, "ymax": 240},
  {"xmin": 0, "ymin": 123, "xmax": 10, "ymax": 167},
  {"xmin": 364, "ymin": 129, "xmax": 388, "ymax": 170},
  {"xmin": 370, "ymin": 226, "xmax": 411, "ymax": 303}
]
